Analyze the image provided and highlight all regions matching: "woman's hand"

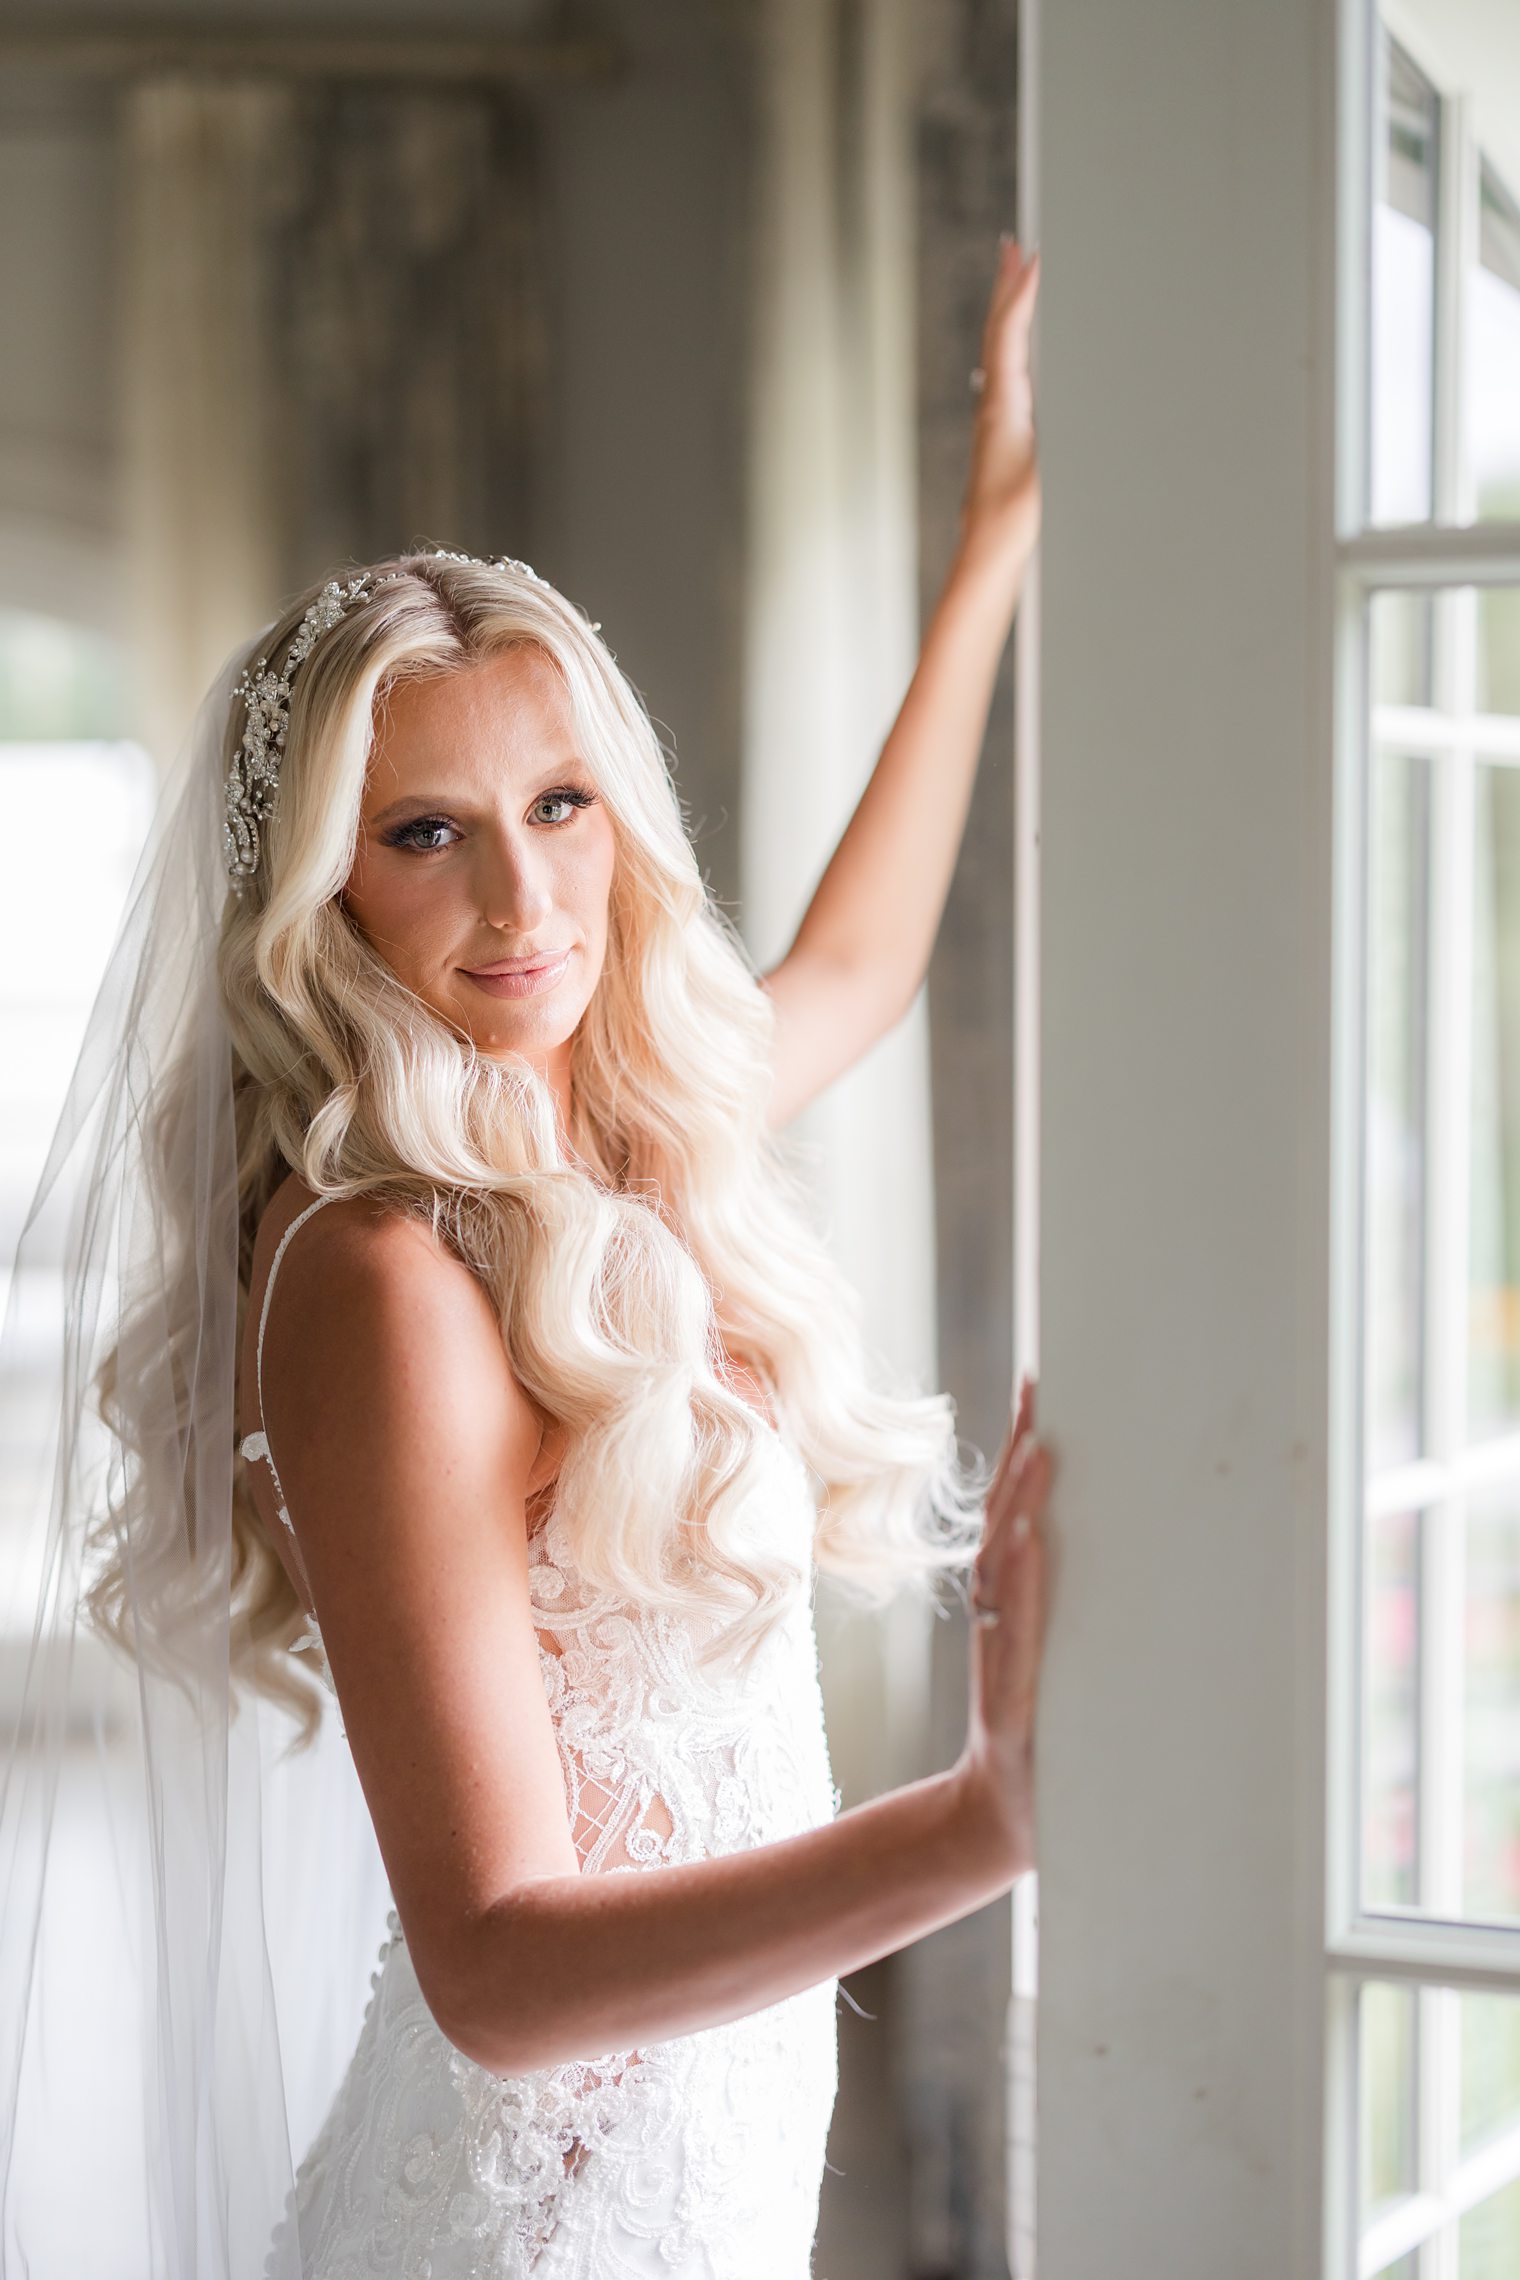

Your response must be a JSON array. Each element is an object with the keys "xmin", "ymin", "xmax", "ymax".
[
  {"xmin": 957, "ymin": 238, "xmax": 1042, "ymax": 585},
  {"xmin": 952, "ymin": 1369, "xmax": 1053, "ymax": 1887}
]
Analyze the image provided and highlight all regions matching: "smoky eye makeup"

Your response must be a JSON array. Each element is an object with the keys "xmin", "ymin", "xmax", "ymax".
[
  {"xmin": 379, "ymin": 813, "xmax": 461, "ymax": 853},
  {"xmin": 377, "ymin": 785, "xmax": 600, "ymax": 854}
]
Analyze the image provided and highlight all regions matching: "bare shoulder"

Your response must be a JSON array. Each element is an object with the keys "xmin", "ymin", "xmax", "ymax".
[
  {"xmin": 258, "ymin": 1175, "xmax": 458, "ymax": 1313},
  {"xmin": 255, "ymin": 1173, "xmax": 542, "ymax": 1468}
]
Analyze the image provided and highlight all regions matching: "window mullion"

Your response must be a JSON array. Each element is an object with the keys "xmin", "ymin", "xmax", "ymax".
[
  {"xmin": 1430, "ymin": 89, "xmax": 1472, "ymax": 528},
  {"xmin": 1420, "ymin": 645, "xmax": 1471, "ymax": 1934}
]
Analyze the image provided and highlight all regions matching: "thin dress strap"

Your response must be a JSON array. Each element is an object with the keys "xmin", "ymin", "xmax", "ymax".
[{"xmin": 240, "ymin": 1191, "xmax": 341, "ymax": 1627}]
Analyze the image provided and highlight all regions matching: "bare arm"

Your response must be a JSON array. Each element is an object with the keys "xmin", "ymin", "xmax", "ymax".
[
  {"xmin": 449, "ymin": 1755, "xmax": 1007, "ymax": 2074},
  {"xmin": 260, "ymin": 1206, "xmax": 1052, "ymax": 2079},
  {"xmin": 761, "ymin": 240, "xmax": 1042, "ymax": 1131},
  {"xmin": 449, "ymin": 1382, "xmax": 1051, "ymax": 2076}
]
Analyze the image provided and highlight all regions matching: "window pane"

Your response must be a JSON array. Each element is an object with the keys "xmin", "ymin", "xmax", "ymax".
[
  {"xmin": 1471, "ymin": 759, "xmax": 1520, "ymax": 1440},
  {"xmin": 1363, "ymin": 1506, "xmax": 1422, "ymax": 1912},
  {"xmin": 1462, "ymin": 1486, "xmax": 1520, "ymax": 1928},
  {"xmin": 1371, "ymin": 31, "xmax": 1438, "ymax": 527},
  {"xmin": 1357, "ymin": 1983, "xmax": 1520, "ymax": 2277},
  {"xmin": 1458, "ymin": 2176, "xmax": 1520, "ymax": 2279},
  {"xmin": 1363, "ymin": 1979, "xmax": 1418, "ymax": 2213},
  {"xmin": 1366, "ymin": 742, "xmax": 1430, "ymax": 1472},
  {"xmin": 1471, "ymin": 160, "xmax": 1520, "ymax": 528},
  {"xmin": 1371, "ymin": 590, "xmax": 1436, "ymax": 710},
  {"xmin": 1460, "ymin": 1984, "xmax": 1520, "ymax": 2162},
  {"xmin": 1477, "ymin": 587, "xmax": 1520, "ymax": 718}
]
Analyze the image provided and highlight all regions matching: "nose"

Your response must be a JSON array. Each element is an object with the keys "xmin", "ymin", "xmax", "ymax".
[{"xmin": 479, "ymin": 825, "xmax": 555, "ymax": 936}]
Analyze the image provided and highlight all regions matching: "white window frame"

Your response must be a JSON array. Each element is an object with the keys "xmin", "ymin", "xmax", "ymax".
[{"xmin": 1328, "ymin": 4, "xmax": 1520, "ymax": 2275}]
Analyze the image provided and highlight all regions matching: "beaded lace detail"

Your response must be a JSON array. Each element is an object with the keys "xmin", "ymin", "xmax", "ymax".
[{"xmin": 244, "ymin": 1195, "xmax": 842, "ymax": 2276}]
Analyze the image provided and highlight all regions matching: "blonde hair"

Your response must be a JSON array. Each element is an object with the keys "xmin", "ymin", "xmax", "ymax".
[{"xmin": 87, "ymin": 549, "xmax": 987, "ymax": 1749}]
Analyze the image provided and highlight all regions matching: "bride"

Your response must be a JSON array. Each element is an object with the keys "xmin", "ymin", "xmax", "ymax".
[{"xmin": 0, "ymin": 241, "xmax": 1048, "ymax": 2277}]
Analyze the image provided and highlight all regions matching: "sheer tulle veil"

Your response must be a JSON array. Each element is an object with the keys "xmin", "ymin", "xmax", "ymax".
[{"xmin": 0, "ymin": 629, "xmax": 391, "ymax": 2277}]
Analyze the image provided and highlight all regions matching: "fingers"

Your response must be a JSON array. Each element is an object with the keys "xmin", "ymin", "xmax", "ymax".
[
  {"xmin": 1005, "ymin": 1488, "xmax": 1048, "ymax": 1725},
  {"xmin": 1000, "ymin": 1436, "xmax": 1051, "ymax": 1546},
  {"xmin": 986, "ymin": 1385, "xmax": 1040, "ymax": 1528},
  {"xmin": 970, "ymin": 1432, "xmax": 1052, "ymax": 1737},
  {"xmin": 986, "ymin": 240, "xmax": 1040, "ymax": 326},
  {"xmin": 983, "ymin": 1428, "xmax": 1053, "ymax": 1597},
  {"xmin": 981, "ymin": 242, "xmax": 1041, "ymax": 379}
]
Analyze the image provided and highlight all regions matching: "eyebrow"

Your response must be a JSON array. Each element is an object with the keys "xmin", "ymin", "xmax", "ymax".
[{"xmin": 368, "ymin": 793, "xmax": 472, "ymax": 828}]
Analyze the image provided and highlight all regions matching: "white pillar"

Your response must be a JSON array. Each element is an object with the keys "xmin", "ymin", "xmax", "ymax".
[{"xmin": 1032, "ymin": 0, "xmax": 1334, "ymax": 2269}]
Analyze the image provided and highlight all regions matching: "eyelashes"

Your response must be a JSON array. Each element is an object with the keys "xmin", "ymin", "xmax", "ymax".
[{"xmin": 379, "ymin": 787, "xmax": 599, "ymax": 854}]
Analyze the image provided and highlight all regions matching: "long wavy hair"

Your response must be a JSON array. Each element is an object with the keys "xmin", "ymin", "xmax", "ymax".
[{"xmin": 85, "ymin": 549, "xmax": 987, "ymax": 1749}]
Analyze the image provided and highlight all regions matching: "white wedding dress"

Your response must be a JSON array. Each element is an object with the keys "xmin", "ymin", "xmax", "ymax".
[{"xmin": 241, "ymin": 1193, "xmax": 843, "ymax": 2279}]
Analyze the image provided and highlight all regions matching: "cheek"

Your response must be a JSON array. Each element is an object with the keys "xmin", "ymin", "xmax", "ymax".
[
  {"xmin": 343, "ymin": 851, "xmax": 460, "ymax": 969},
  {"xmin": 563, "ymin": 819, "xmax": 617, "ymax": 938}
]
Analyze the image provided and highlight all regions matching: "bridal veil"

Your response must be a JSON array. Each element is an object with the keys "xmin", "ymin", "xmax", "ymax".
[{"xmin": 0, "ymin": 629, "xmax": 391, "ymax": 2277}]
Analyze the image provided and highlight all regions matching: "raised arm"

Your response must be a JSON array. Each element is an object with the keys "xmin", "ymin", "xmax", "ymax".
[
  {"xmin": 258, "ymin": 1202, "xmax": 1051, "ymax": 2079},
  {"xmin": 761, "ymin": 238, "xmax": 1041, "ymax": 1130}
]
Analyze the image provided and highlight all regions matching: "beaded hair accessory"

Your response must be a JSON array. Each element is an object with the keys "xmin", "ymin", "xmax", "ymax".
[{"xmin": 222, "ymin": 548, "xmax": 565, "ymax": 892}]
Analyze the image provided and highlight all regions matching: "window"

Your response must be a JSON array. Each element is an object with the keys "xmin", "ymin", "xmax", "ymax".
[{"xmin": 1338, "ymin": 6, "xmax": 1520, "ymax": 2271}]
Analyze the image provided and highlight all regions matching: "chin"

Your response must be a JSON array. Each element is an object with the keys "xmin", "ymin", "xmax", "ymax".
[{"xmin": 460, "ymin": 1009, "xmax": 587, "ymax": 1060}]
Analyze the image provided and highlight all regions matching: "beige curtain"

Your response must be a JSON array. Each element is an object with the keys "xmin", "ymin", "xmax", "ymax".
[
  {"xmin": 118, "ymin": 76, "xmax": 288, "ymax": 771},
  {"xmin": 741, "ymin": 0, "xmax": 937, "ymax": 1822}
]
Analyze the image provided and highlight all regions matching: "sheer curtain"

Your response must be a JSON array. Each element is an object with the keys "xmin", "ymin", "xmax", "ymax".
[{"xmin": 741, "ymin": 0, "xmax": 938, "ymax": 1842}]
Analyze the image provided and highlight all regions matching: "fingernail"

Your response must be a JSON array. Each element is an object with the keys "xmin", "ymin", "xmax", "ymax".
[{"xmin": 1013, "ymin": 1512, "xmax": 1031, "ymax": 1544}]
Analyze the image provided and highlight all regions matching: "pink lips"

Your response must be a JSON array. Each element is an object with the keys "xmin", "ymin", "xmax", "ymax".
[
  {"xmin": 464, "ymin": 951, "xmax": 569, "ymax": 976},
  {"xmin": 460, "ymin": 950, "xmax": 571, "ymax": 999}
]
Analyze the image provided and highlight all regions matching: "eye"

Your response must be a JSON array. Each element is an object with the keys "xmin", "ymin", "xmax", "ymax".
[
  {"xmin": 532, "ymin": 787, "xmax": 599, "ymax": 827},
  {"xmin": 381, "ymin": 813, "xmax": 461, "ymax": 854},
  {"xmin": 377, "ymin": 785, "xmax": 599, "ymax": 856}
]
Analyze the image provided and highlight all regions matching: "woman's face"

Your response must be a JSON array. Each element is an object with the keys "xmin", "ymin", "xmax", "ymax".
[{"xmin": 340, "ymin": 643, "xmax": 617, "ymax": 1107}]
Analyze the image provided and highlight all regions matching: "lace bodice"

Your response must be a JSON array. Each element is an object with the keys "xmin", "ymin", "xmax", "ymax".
[{"xmin": 242, "ymin": 1192, "xmax": 842, "ymax": 2277}]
